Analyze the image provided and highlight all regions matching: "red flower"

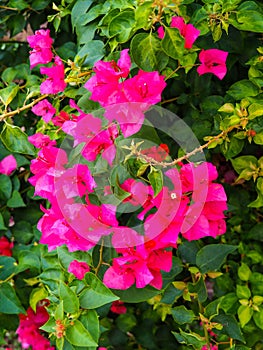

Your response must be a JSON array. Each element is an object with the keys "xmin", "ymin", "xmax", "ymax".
[
  {"xmin": 0, "ymin": 236, "xmax": 13, "ymax": 256},
  {"xmin": 110, "ymin": 300, "xmax": 127, "ymax": 314}
]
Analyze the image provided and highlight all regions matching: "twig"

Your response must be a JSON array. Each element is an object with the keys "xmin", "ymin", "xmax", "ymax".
[
  {"xmin": 129, "ymin": 124, "xmax": 240, "ymax": 168},
  {"xmin": 0, "ymin": 94, "xmax": 48, "ymax": 121}
]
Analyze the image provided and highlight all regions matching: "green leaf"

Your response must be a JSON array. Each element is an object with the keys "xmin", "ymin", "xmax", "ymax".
[
  {"xmin": 148, "ymin": 166, "xmax": 163, "ymax": 197},
  {"xmin": 178, "ymin": 241, "xmax": 200, "ymax": 265},
  {"xmin": 55, "ymin": 301, "xmax": 64, "ymax": 321},
  {"xmin": 109, "ymin": 10, "xmax": 135, "ymax": 43},
  {"xmin": 180, "ymin": 52, "xmax": 198, "ymax": 73},
  {"xmin": 131, "ymin": 33, "xmax": 169, "ymax": 72},
  {"xmin": 76, "ymin": 40, "xmax": 105, "ymax": 68},
  {"xmin": 16, "ymin": 250, "xmax": 40, "ymax": 273},
  {"xmin": 79, "ymin": 273, "xmax": 119, "ymax": 309},
  {"xmin": 134, "ymin": 1, "xmax": 152, "ymax": 30},
  {"xmin": 65, "ymin": 320, "xmax": 98, "ymax": 347},
  {"xmin": 116, "ymin": 313, "xmax": 137, "ymax": 332},
  {"xmin": 227, "ymin": 79, "xmax": 259, "ymax": 100},
  {"xmin": 248, "ymin": 222, "xmax": 263, "ymax": 241},
  {"xmin": 0, "ymin": 256, "xmax": 16, "ymax": 281},
  {"xmin": 0, "ymin": 174, "xmax": 12, "ymax": 201},
  {"xmin": 59, "ymin": 282, "xmax": 79, "ymax": 314},
  {"xmin": 1, "ymin": 123, "xmax": 35, "ymax": 155},
  {"xmin": 235, "ymin": 1, "xmax": 263, "ymax": 32},
  {"xmin": 231, "ymin": 155, "xmax": 258, "ymax": 174},
  {"xmin": 253, "ymin": 306, "xmax": 263, "ymax": 330},
  {"xmin": 0, "ymin": 283, "xmax": 25, "ymax": 314},
  {"xmin": 172, "ymin": 329, "xmax": 206, "ymax": 349},
  {"xmin": 248, "ymin": 177, "xmax": 263, "ymax": 208},
  {"xmin": 253, "ymin": 131, "xmax": 263, "ymax": 145},
  {"xmin": 29, "ymin": 287, "xmax": 48, "ymax": 312},
  {"xmin": 40, "ymin": 318, "xmax": 57, "ymax": 333},
  {"xmin": 220, "ymin": 293, "xmax": 239, "ymax": 313},
  {"xmin": 248, "ymin": 102, "xmax": 263, "ymax": 120},
  {"xmin": 0, "ymin": 84, "xmax": 19, "ymax": 107},
  {"xmin": 236, "ymin": 285, "xmax": 251, "ymax": 299},
  {"xmin": 218, "ymin": 103, "xmax": 235, "ymax": 113},
  {"xmin": 113, "ymin": 284, "xmax": 161, "ymax": 303},
  {"xmin": 161, "ymin": 27, "xmax": 185, "ymax": 60},
  {"xmin": 0, "ymin": 213, "xmax": 7, "ymax": 230},
  {"xmin": 171, "ymin": 306, "xmax": 196, "ymax": 324},
  {"xmin": 98, "ymin": 9, "xmax": 120, "ymax": 37},
  {"xmin": 188, "ymin": 276, "xmax": 207, "ymax": 303},
  {"xmin": 196, "ymin": 244, "xmax": 237, "ymax": 273},
  {"xmin": 212, "ymin": 314, "xmax": 245, "ymax": 342},
  {"xmin": 238, "ymin": 305, "xmax": 253, "ymax": 327},
  {"xmin": 57, "ymin": 245, "xmax": 91, "ymax": 270},
  {"xmin": 221, "ymin": 137, "xmax": 244, "ymax": 160},
  {"xmin": 7, "ymin": 190, "xmax": 26, "ymax": 208},
  {"xmin": 238, "ymin": 263, "xmax": 252, "ymax": 281},
  {"xmin": 71, "ymin": 0, "xmax": 93, "ymax": 30},
  {"xmin": 80, "ymin": 310, "xmax": 99, "ymax": 344}
]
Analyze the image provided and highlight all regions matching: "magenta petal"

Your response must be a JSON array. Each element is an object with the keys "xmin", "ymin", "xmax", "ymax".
[
  {"xmin": 103, "ymin": 266, "xmax": 135, "ymax": 290},
  {"xmin": 134, "ymin": 263, "xmax": 153, "ymax": 288},
  {"xmin": 171, "ymin": 16, "xmax": 185, "ymax": 32},
  {"xmin": 210, "ymin": 64, "xmax": 228, "ymax": 80},
  {"xmin": 184, "ymin": 24, "xmax": 200, "ymax": 49},
  {"xmin": 102, "ymin": 144, "xmax": 116, "ymax": 166},
  {"xmin": 157, "ymin": 26, "xmax": 165, "ymax": 39},
  {"xmin": 0, "ymin": 155, "xmax": 17, "ymax": 175}
]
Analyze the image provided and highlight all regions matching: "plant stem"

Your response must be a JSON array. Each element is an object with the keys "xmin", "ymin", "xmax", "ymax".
[
  {"xmin": 0, "ymin": 94, "xmax": 48, "ymax": 121},
  {"xmin": 130, "ymin": 123, "xmax": 240, "ymax": 168},
  {"xmin": 94, "ymin": 238, "xmax": 104, "ymax": 276}
]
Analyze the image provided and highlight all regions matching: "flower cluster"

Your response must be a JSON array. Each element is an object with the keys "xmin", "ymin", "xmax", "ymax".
[
  {"xmin": 158, "ymin": 16, "xmax": 228, "ymax": 80},
  {"xmin": 28, "ymin": 29, "xmax": 66, "ymax": 94},
  {"xmin": 17, "ymin": 301, "xmax": 54, "ymax": 350},
  {"xmin": 27, "ymin": 30, "xmax": 228, "ymax": 291}
]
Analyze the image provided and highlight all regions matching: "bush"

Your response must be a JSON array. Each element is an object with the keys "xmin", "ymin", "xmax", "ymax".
[{"xmin": 0, "ymin": 0, "xmax": 263, "ymax": 349}]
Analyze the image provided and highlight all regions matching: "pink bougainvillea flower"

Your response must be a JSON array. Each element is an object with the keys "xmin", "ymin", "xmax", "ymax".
[
  {"xmin": 170, "ymin": 16, "xmax": 200, "ymax": 49},
  {"xmin": 17, "ymin": 300, "xmax": 54, "ymax": 350},
  {"xmin": 110, "ymin": 300, "xmax": 127, "ymax": 314},
  {"xmin": 84, "ymin": 49, "xmax": 131, "ymax": 106},
  {"xmin": 28, "ymin": 133, "xmax": 56, "ymax": 148},
  {"xmin": 27, "ymin": 29, "xmax": 53, "ymax": 50},
  {"xmin": 31, "ymin": 99, "xmax": 56, "ymax": 123},
  {"xmin": 40, "ymin": 56, "xmax": 67, "ymax": 94},
  {"xmin": 197, "ymin": 49, "xmax": 228, "ymax": 80},
  {"xmin": 52, "ymin": 110, "xmax": 78, "ymax": 127},
  {"xmin": 120, "ymin": 179, "xmax": 150, "ymax": 206},
  {"xmin": 57, "ymin": 201, "xmax": 118, "ymax": 245},
  {"xmin": 56, "ymin": 164, "xmax": 96, "ymax": 199},
  {"xmin": 157, "ymin": 17, "xmax": 200, "ymax": 49},
  {"xmin": 103, "ymin": 243, "xmax": 172, "ymax": 290},
  {"xmin": 29, "ymin": 145, "xmax": 67, "ymax": 201},
  {"xmin": 104, "ymin": 103, "xmax": 145, "ymax": 137},
  {"xmin": 38, "ymin": 200, "xmax": 96, "ymax": 252},
  {"xmin": 182, "ymin": 182, "xmax": 227, "ymax": 241},
  {"xmin": 68, "ymin": 259, "xmax": 90, "ymax": 279},
  {"xmin": 81, "ymin": 124, "xmax": 119, "ymax": 166},
  {"xmin": 27, "ymin": 29, "xmax": 53, "ymax": 69},
  {"xmin": 0, "ymin": 155, "xmax": 17, "ymax": 176},
  {"xmin": 123, "ymin": 70, "xmax": 166, "ymax": 105},
  {"xmin": 0, "ymin": 236, "xmax": 13, "ymax": 256},
  {"xmin": 64, "ymin": 113, "xmax": 102, "ymax": 146}
]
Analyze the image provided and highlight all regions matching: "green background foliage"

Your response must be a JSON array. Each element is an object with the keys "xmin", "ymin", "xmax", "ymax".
[{"xmin": 0, "ymin": 0, "xmax": 263, "ymax": 349}]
